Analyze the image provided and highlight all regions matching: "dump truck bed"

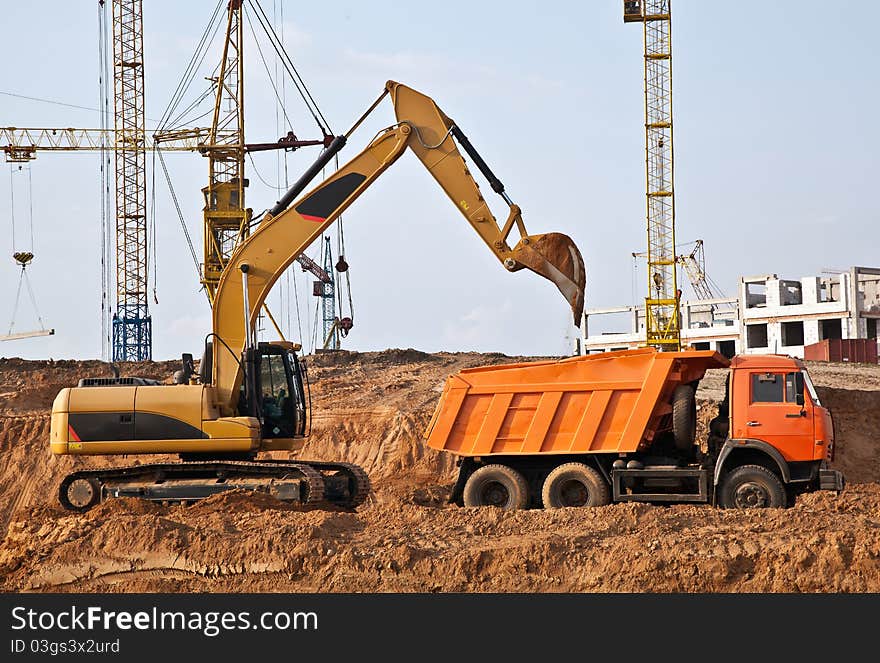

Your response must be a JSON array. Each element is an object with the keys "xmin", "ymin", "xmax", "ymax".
[{"xmin": 425, "ymin": 348, "xmax": 729, "ymax": 457}]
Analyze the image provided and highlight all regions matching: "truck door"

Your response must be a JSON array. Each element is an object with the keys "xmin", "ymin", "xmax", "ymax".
[{"xmin": 735, "ymin": 371, "xmax": 813, "ymax": 461}]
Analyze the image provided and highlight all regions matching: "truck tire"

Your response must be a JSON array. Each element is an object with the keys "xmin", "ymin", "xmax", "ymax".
[
  {"xmin": 718, "ymin": 465, "xmax": 786, "ymax": 509},
  {"xmin": 542, "ymin": 462, "xmax": 611, "ymax": 508},
  {"xmin": 462, "ymin": 464, "xmax": 529, "ymax": 510},
  {"xmin": 672, "ymin": 384, "xmax": 697, "ymax": 451}
]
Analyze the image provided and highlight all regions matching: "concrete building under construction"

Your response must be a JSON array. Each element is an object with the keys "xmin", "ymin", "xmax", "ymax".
[{"xmin": 578, "ymin": 266, "xmax": 880, "ymax": 360}]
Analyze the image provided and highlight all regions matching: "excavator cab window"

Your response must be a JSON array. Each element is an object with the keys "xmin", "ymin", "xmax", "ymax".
[
  {"xmin": 247, "ymin": 344, "xmax": 307, "ymax": 439},
  {"xmin": 258, "ymin": 349, "xmax": 294, "ymax": 438}
]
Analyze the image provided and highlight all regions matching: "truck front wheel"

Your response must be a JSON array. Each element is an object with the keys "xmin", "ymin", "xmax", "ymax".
[
  {"xmin": 718, "ymin": 465, "xmax": 786, "ymax": 509},
  {"xmin": 542, "ymin": 463, "xmax": 611, "ymax": 508},
  {"xmin": 462, "ymin": 464, "xmax": 529, "ymax": 510},
  {"xmin": 672, "ymin": 384, "xmax": 697, "ymax": 451}
]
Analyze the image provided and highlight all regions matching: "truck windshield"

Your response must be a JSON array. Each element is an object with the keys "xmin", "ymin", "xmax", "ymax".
[{"xmin": 802, "ymin": 370, "xmax": 821, "ymax": 406}]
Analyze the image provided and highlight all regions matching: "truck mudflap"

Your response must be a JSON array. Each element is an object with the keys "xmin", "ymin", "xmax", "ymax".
[{"xmin": 819, "ymin": 468, "xmax": 845, "ymax": 493}]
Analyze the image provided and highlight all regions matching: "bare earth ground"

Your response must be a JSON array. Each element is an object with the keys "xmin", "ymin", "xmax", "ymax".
[{"xmin": 0, "ymin": 350, "xmax": 878, "ymax": 593}]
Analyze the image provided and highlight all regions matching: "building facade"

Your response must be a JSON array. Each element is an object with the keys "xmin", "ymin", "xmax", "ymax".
[{"xmin": 578, "ymin": 266, "xmax": 880, "ymax": 360}]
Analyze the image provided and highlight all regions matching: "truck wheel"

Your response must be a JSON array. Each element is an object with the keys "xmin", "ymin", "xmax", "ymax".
[
  {"xmin": 672, "ymin": 384, "xmax": 697, "ymax": 451},
  {"xmin": 718, "ymin": 465, "xmax": 786, "ymax": 509},
  {"xmin": 462, "ymin": 464, "xmax": 529, "ymax": 510},
  {"xmin": 542, "ymin": 463, "xmax": 611, "ymax": 508}
]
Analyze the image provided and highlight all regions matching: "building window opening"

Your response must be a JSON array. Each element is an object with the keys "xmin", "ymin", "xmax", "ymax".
[
  {"xmin": 781, "ymin": 280, "xmax": 803, "ymax": 305},
  {"xmin": 781, "ymin": 321, "xmax": 805, "ymax": 347},
  {"xmin": 746, "ymin": 323, "xmax": 768, "ymax": 348},
  {"xmin": 820, "ymin": 318, "xmax": 842, "ymax": 340},
  {"xmin": 718, "ymin": 340, "xmax": 736, "ymax": 358},
  {"xmin": 819, "ymin": 277, "xmax": 841, "ymax": 303},
  {"xmin": 745, "ymin": 282, "xmax": 767, "ymax": 309}
]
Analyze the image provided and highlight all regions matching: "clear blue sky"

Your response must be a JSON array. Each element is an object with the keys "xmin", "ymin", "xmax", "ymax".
[{"xmin": 0, "ymin": 1, "xmax": 877, "ymax": 360}]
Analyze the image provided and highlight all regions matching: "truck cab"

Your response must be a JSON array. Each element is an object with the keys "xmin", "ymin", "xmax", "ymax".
[{"xmin": 712, "ymin": 355, "xmax": 843, "ymax": 507}]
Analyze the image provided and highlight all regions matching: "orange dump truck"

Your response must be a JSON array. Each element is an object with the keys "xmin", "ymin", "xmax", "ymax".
[{"xmin": 425, "ymin": 348, "xmax": 844, "ymax": 509}]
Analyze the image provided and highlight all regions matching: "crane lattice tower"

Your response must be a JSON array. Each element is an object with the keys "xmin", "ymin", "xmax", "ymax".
[
  {"xmin": 625, "ymin": 0, "xmax": 680, "ymax": 350},
  {"xmin": 112, "ymin": 0, "xmax": 151, "ymax": 361}
]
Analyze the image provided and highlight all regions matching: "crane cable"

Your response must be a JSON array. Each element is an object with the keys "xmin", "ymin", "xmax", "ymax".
[
  {"xmin": 333, "ymin": 154, "xmax": 355, "ymax": 334},
  {"xmin": 243, "ymin": 10, "xmax": 298, "ymax": 137},
  {"xmin": 156, "ymin": 0, "xmax": 226, "ymax": 133},
  {"xmin": 98, "ymin": 0, "xmax": 112, "ymax": 359},
  {"xmin": 6, "ymin": 165, "xmax": 48, "ymax": 335},
  {"xmin": 154, "ymin": 147, "xmax": 206, "ymax": 299},
  {"xmin": 273, "ymin": 0, "xmax": 305, "ymax": 351},
  {"xmin": 246, "ymin": 0, "xmax": 333, "ymax": 135}
]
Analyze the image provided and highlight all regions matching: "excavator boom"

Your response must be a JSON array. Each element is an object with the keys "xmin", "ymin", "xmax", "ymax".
[
  {"xmin": 49, "ymin": 80, "xmax": 586, "ymax": 513},
  {"xmin": 211, "ymin": 81, "xmax": 586, "ymax": 413},
  {"xmin": 388, "ymin": 82, "xmax": 585, "ymax": 321}
]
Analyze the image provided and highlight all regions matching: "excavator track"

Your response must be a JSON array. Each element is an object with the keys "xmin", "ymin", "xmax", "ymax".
[
  {"xmin": 58, "ymin": 460, "xmax": 369, "ymax": 513},
  {"xmin": 275, "ymin": 460, "xmax": 371, "ymax": 509}
]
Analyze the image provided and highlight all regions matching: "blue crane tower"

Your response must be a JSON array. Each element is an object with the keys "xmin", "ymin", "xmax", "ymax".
[
  {"xmin": 312, "ymin": 235, "xmax": 352, "ymax": 350},
  {"xmin": 316, "ymin": 236, "xmax": 338, "ymax": 350}
]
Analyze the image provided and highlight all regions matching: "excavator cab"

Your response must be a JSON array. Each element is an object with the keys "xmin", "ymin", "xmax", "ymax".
[{"xmin": 240, "ymin": 342, "xmax": 308, "ymax": 440}]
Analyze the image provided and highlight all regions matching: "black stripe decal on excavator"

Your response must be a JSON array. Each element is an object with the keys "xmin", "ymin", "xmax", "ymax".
[
  {"xmin": 295, "ymin": 172, "xmax": 366, "ymax": 222},
  {"xmin": 68, "ymin": 412, "xmax": 207, "ymax": 441}
]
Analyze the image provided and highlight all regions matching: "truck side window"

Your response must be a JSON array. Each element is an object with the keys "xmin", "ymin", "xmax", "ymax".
[
  {"xmin": 785, "ymin": 372, "xmax": 804, "ymax": 403},
  {"xmin": 785, "ymin": 373, "xmax": 795, "ymax": 402},
  {"xmin": 751, "ymin": 373, "xmax": 784, "ymax": 403}
]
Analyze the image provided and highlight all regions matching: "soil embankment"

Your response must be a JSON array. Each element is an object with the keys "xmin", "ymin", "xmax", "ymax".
[{"xmin": 0, "ymin": 352, "xmax": 878, "ymax": 592}]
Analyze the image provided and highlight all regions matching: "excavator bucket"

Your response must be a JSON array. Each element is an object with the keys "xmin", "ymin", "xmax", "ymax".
[{"xmin": 510, "ymin": 232, "xmax": 585, "ymax": 326}]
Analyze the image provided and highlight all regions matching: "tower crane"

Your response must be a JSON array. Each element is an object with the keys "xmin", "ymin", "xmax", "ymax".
[
  {"xmin": 632, "ymin": 239, "xmax": 732, "ymax": 303},
  {"xmin": 155, "ymin": 0, "xmax": 328, "ymax": 302},
  {"xmin": 624, "ymin": 0, "xmax": 681, "ymax": 350},
  {"xmin": 1, "ymin": 0, "xmax": 154, "ymax": 360},
  {"xmin": 152, "ymin": 0, "xmax": 347, "ymax": 347},
  {"xmin": 1, "ymin": 0, "xmax": 334, "ymax": 357}
]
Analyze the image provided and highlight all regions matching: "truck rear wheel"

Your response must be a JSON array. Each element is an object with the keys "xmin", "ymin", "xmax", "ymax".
[
  {"xmin": 672, "ymin": 385, "xmax": 697, "ymax": 451},
  {"xmin": 462, "ymin": 464, "xmax": 529, "ymax": 510},
  {"xmin": 542, "ymin": 462, "xmax": 611, "ymax": 508},
  {"xmin": 718, "ymin": 465, "xmax": 786, "ymax": 509}
]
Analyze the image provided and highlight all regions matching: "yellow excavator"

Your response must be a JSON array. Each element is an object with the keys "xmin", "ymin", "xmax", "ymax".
[{"xmin": 50, "ymin": 81, "xmax": 586, "ymax": 511}]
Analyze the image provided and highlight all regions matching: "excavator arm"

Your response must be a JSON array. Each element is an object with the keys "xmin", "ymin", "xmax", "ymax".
[{"xmin": 210, "ymin": 80, "xmax": 586, "ymax": 414}]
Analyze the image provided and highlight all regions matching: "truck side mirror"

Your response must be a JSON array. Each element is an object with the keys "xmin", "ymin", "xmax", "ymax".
[{"xmin": 794, "ymin": 372, "xmax": 805, "ymax": 407}]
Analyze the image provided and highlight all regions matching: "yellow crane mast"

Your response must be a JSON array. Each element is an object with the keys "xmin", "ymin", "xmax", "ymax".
[
  {"xmin": 200, "ymin": 0, "xmax": 249, "ymax": 301},
  {"xmin": 624, "ymin": 0, "xmax": 681, "ymax": 350},
  {"xmin": 153, "ymin": 0, "xmax": 331, "ymax": 310}
]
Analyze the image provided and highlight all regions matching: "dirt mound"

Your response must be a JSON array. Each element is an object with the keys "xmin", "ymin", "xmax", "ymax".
[
  {"xmin": 816, "ymin": 387, "xmax": 880, "ymax": 484},
  {"xmin": 0, "ymin": 350, "xmax": 878, "ymax": 592},
  {"xmin": 2, "ymin": 484, "xmax": 879, "ymax": 592}
]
